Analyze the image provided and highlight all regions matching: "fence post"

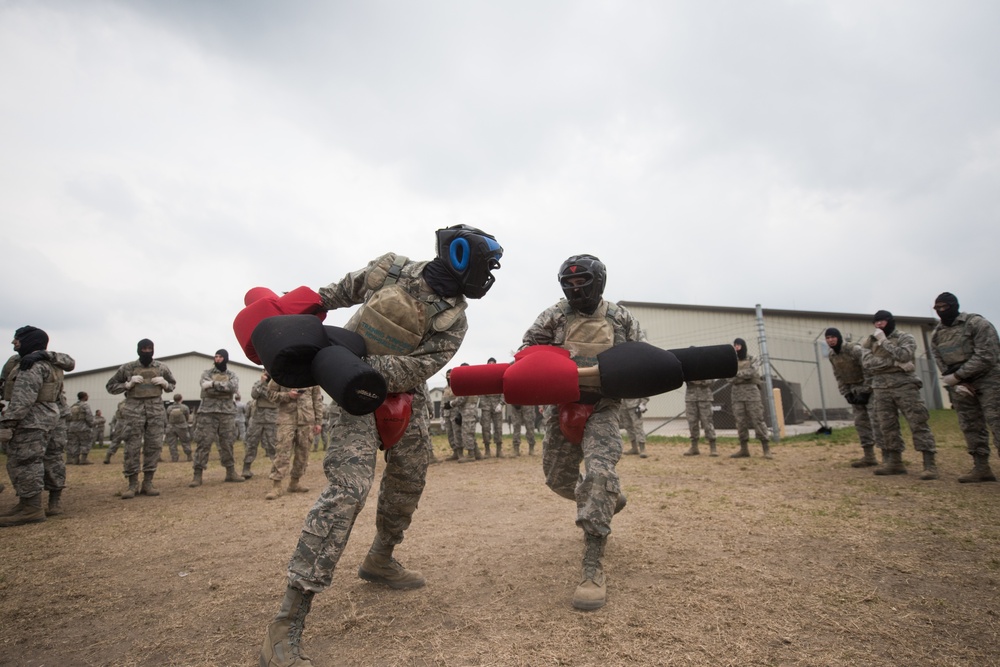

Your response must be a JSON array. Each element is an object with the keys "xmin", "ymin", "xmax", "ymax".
[{"xmin": 756, "ymin": 304, "xmax": 780, "ymax": 443}]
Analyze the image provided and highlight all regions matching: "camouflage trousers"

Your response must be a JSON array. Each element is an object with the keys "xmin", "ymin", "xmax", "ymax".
[
  {"xmin": 733, "ymin": 397, "xmax": 769, "ymax": 443},
  {"xmin": 46, "ymin": 420, "xmax": 67, "ymax": 490},
  {"xmin": 122, "ymin": 412, "xmax": 166, "ymax": 477},
  {"xmin": 511, "ymin": 407, "xmax": 535, "ymax": 447},
  {"xmin": 164, "ymin": 424, "xmax": 192, "ymax": 460},
  {"xmin": 873, "ymin": 382, "xmax": 936, "ymax": 453},
  {"xmin": 66, "ymin": 426, "xmax": 93, "ymax": 461},
  {"xmin": 479, "ymin": 411, "xmax": 503, "ymax": 447},
  {"xmin": 459, "ymin": 406, "xmax": 479, "ymax": 451},
  {"xmin": 193, "ymin": 413, "xmax": 238, "ymax": 470},
  {"xmin": 287, "ymin": 411, "xmax": 429, "ymax": 593},
  {"xmin": 686, "ymin": 400, "xmax": 716, "ymax": 442},
  {"xmin": 619, "ymin": 406, "xmax": 646, "ymax": 448},
  {"xmin": 949, "ymin": 373, "xmax": 1000, "ymax": 456},
  {"xmin": 5, "ymin": 428, "xmax": 48, "ymax": 498},
  {"xmin": 850, "ymin": 399, "xmax": 881, "ymax": 450},
  {"xmin": 541, "ymin": 401, "xmax": 623, "ymax": 539},
  {"xmin": 443, "ymin": 413, "xmax": 460, "ymax": 452},
  {"xmin": 270, "ymin": 423, "xmax": 312, "ymax": 482},
  {"xmin": 244, "ymin": 419, "xmax": 276, "ymax": 464}
]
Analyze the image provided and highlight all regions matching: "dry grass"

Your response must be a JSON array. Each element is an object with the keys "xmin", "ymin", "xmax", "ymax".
[{"xmin": 2, "ymin": 410, "xmax": 1000, "ymax": 666}]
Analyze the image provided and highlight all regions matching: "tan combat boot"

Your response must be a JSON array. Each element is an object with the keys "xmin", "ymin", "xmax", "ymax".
[
  {"xmin": 79, "ymin": 453, "xmax": 92, "ymax": 465},
  {"xmin": 919, "ymin": 451, "xmax": 939, "ymax": 480},
  {"xmin": 241, "ymin": 462, "xmax": 254, "ymax": 479},
  {"xmin": 120, "ymin": 474, "xmax": 139, "ymax": 500},
  {"xmin": 683, "ymin": 440, "xmax": 700, "ymax": 456},
  {"xmin": 139, "ymin": 472, "xmax": 160, "ymax": 496},
  {"xmin": 224, "ymin": 466, "xmax": 244, "ymax": 483},
  {"xmin": 260, "ymin": 585, "xmax": 315, "ymax": 667},
  {"xmin": 638, "ymin": 442, "xmax": 648, "ymax": 459},
  {"xmin": 874, "ymin": 450, "xmax": 907, "ymax": 475},
  {"xmin": 958, "ymin": 453, "xmax": 997, "ymax": 483},
  {"xmin": 265, "ymin": 480, "xmax": 284, "ymax": 500},
  {"xmin": 572, "ymin": 533, "xmax": 607, "ymax": 610},
  {"xmin": 730, "ymin": 441, "xmax": 750, "ymax": 459},
  {"xmin": 851, "ymin": 446, "xmax": 878, "ymax": 468},
  {"xmin": 761, "ymin": 440, "xmax": 773, "ymax": 460},
  {"xmin": 0, "ymin": 494, "xmax": 46, "ymax": 527},
  {"xmin": 708, "ymin": 440, "xmax": 718, "ymax": 456},
  {"xmin": 188, "ymin": 469, "xmax": 203, "ymax": 487},
  {"xmin": 46, "ymin": 489, "xmax": 64, "ymax": 517},
  {"xmin": 624, "ymin": 443, "xmax": 639, "ymax": 456},
  {"xmin": 287, "ymin": 477, "xmax": 309, "ymax": 493},
  {"xmin": 358, "ymin": 536, "xmax": 426, "ymax": 589}
]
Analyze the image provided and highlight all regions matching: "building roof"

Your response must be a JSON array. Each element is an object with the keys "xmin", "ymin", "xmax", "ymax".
[
  {"xmin": 64, "ymin": 351, "xmax": 263, "ymax": 378},
  {"xmin": 618, "ymin": 301, "xmax": 937, "ymax": 327}
]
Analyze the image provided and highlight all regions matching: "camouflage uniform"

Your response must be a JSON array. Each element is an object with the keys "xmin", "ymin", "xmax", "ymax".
[
  {"xmin": 164, "ymin": 400, "xmax": 193, "ymax": 461},
  {"xmin": 235, "ymin": 398, "xmax": 248, "ymax": 442},
  {"xmin": 105, "ymin": 400, "xmax": 129, "ymax": 462},
  {"xmin": 522, "ymin": 298, "xmax": 644, "ymax": 540},
  {"xmin": 440, "ymin": 383, "xmax": 461, "ymax": 457},
  {"xmin": 619, "ymin": 397, "xmax": 648, "ymax": 457},
  {"xmin": 729, "ymin": 354, "xmax": 771, "ymax": 455},
  {"xmin": 66, "ymin": 397, "xmax": 95, "ymax": 464},
  {"xmin": 478, "ymin": 391, "xmax": 505, "ymax": 456},
  {"xmin": 862, "ymin": 329, "xmax": 936, "ymax": 460},
  {"xmin": 828, "ymin": 339, "xmax": 882, "ymax": 462},
  {"xmin": 684, "ymin": 379, "xmax": 716, "ymax": 455},
  {"xmin": 244, "ymin": 377, "xmax": 278, "ymax": 467},
  {"xmin": 192, "ymin": 364, "xmax": 240, "ymax": 477},
  {"xmin": 509, "ymin": 404, "xmax": 536, "ymax": 455},
  {"xmin": 93, "ymin": 412, "xmax": 106, "ymax": 447},
  {"xmin": 453, "ymin": 393, "xmax": 481, "ymax": 459},
  {"xmin": 287, "ymin": 252, "xmax": 467, "ymax": 594},
  {"xmin": 1, "ymin": 350, "xmax": 74, "ymax": 505},
  {"xmin": 267, "ymin": 382, "xmax": 323, "ymax": 484},
  {"xmin": 931, "ymin": 312, "xmax": 1000, "ymax": 459},
  {"xmin": 106, "ymin": 359, "xmax": 176, "ymax": 479}
]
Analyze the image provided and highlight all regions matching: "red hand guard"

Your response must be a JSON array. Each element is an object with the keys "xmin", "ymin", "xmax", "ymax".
[
  {"xmin": 233, "ymin": 286, "xmax": 326, "ymax": 363},
  {"xmin": 449, "ymin": 362, "xmax": 510, "ymax": 396},
  {"xmin": 502, "ymin": 345, "xmax": 580, "ymax": 405}
]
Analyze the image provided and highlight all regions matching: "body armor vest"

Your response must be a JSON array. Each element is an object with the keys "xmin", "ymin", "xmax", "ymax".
[
  {"xmin": 829, "ymin": 346, "xmax": 865, "ymax": 386},
  {"xmin": 562, "ymin": 301, "xmax": 616, "ymax": 389},
  {"xmin": 255, "ymin": 394, "xmax": 278, "ymax": 410},
  {"xmin": 201, "ymin": 371, "xmax": 233, "ymax": 399},
  {"xmin": 2, "ymin": 362, "xmax": 63, "ymax": 403},
  {"xmin": 167, "ymin": 404, "xmax": 188, "ymax": 425},
  {"xmin": 933, "ymin": 318, "xmax": 975, "ymax": 368},
  {"xmin": 70, "ymin": 403, "xmax": 84, "ymax": 421},
  {"xmin": 127, "ymin": 366, "xmax": 165, "ymax": 399}
]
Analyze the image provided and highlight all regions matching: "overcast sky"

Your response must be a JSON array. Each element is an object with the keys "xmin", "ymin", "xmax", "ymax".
[{"xmin": 2, "ymin": 0, "xmax": 998, "ymax": 387}]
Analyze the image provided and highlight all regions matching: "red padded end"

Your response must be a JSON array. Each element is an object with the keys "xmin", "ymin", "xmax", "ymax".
[
  {"xmin": 244, "ymin": 287, "xmax": 278, "ymax": 306},
  {"xmin": 279, "ymin": 286, "xmax": 327, "ymax": 322},
  {"xmin": 233, "ymin": 297, "xmax": 285, "ymax": 364},
  {"xmin": 450, "ymin": 363, "xmax": 509, "ymax": 396},
  {"xmin": 503, "ymin": 349, "xmax": 580, "ymax": 405}
]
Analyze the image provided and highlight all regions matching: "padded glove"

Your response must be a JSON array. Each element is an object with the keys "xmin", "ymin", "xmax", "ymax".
[
  {"xmin": 942, "ymin": 373, "xmax": 960, "ymax": 386},
  {"xmin": 150, "ymin": 377, "xmax": 169, "ymax": 387},
  {"xmin": 18, "ymin": 351, "xmax": 47, "ymax": 371},
  {"xmin": 955, "ymin": 383, "xmax": 976, "ymax": 398},
  {"xmin": 125, "ymin": 375, "xmax": 146, "ymax": 389},
  {"xmin": 201, "ymin": 380, "xmax": 214, "ymax": 389},
  {"xmin": 872, "ymin": 329, "xmax": 886, "ymax": 342}
]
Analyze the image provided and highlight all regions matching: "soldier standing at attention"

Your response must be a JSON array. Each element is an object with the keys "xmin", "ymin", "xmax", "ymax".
[
  {"xmin": 66, "ymin": 391, "xmax": 95, "ymax": 465},
  {"xmin": 263, "ymin": 381, "xmax": 323, "ymax": 500},
  {"xmin": 930, "ymin": 292, "xmax": 1000, "ymax": 483},
  {"xmin": 477, "ymin": 358, "xmax": 505, "ymax": 457},
  {"xmin": 106, "ymin": 339, "xmax": 177, "ymax": 498},
  {"xmin": 190, "ymin": 349, "xmax": 243, "ymax": 487},
  {"xmin": 728, "ymin": 338, "xmax": 772, "ymax": 459},
  {"xmin": 92, "ymin": 409, "xmax": 106, "ymax": 449},
  {"xmin": 243, "ymin": 371, "xmax": 278, "ymax": 479},
  {"xmin": 825, "ymin": 327, "xmax": 882, "ymax": 467},
  {"xmin": 683, "ymin": 379, "xmax": 717, "ymax": 456},
  {"xmin": 440, "ymin": 369, "xmax": 461, "ymax": 460},
  {"xmin": 862, "ymin": 310, "xmax": 938, "ymax": 479},
  {"xmin": 259, "ymin": 225, "xmax": 502, "ymax": 666},
  {"xmin": 620, "ymin": 397, "xmax": 648, "ymax": 458},
  {"xmin": 509, "ymin": 403, "xmax": 536, "ymax": 456},
  {"xmin": 164, "ymin": 394, "xmax": 193, "ymax": 462}
]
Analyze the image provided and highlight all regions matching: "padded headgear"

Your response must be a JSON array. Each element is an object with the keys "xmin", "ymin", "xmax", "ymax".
[
  {"xmin": 558, "ymin": 254, "xmax": 606, "ymax": 314},
  {"xmin": 435, "ymin": 224, "xmax": 503, "ymax": 299}
]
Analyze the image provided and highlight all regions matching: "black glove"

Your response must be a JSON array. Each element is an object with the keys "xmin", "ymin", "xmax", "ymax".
[
  {"xmin": 854, "ymin": 391, "xmax": 871, "ymax": 406},
  {"xmin": 454, "ymin": 413, "xmax": 462, "ymax": 426},
  {"xmin": 19, "ymin": 351, "xmax": 47, "ymax": 371},
  {"xmin": 844, "ymin": 391, "xmax": 857, "ymax": 405},
  {"xmin": 443, "ymin": 401, "xmax": 451, "ymax": 409}
]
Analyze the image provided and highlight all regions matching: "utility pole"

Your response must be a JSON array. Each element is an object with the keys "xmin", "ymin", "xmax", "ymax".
[
  {"xmin": 756, "ymin": 304, "xmax": 780, "ymax": 443},
  {"xmin": 813, "ymin": 332, "xmax": 828, "ymax": 426}
]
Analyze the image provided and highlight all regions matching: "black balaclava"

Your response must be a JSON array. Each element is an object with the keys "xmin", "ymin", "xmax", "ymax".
[
  {"xmin": 825, "ymin": 327, "xmax": 843, "ymax": 354},
  {"xmin": 215, "ymin": 348, "xmax": 229, "ymax": 372},
  {"xmin": 423, "ymin": 257, "xmax": 464, "ymax": 298},
  {"xmin": 15, "ymin": 326, "xmax": 48, "ymax": 357},
  {"xmin": 137, "ymin": 338, "xmax": 155, "ymax": 367},
  {"xmin": 733, "ymin": 337, "xmax": 748, "ymax": 361},
  {"xmin": 935, "ymin": 292, "xmax": 960, "ymax": 326},
  {"xmin": 873, "ymin": 310, "xmax": 896, "ymax": 337}
]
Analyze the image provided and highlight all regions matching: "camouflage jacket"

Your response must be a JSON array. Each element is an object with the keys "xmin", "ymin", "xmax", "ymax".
[
  {"xmin": 198, "ymin": 367, "xmax": 239, "ymax": 414},
  {"xmin": 266, "ymin": 381, "xmax": 324, "ymax": 427},
  {"xmin": 106, "ymin": 359, "xmax": 177, "ymax": 400},
  {"xmin": 862, "ymin": 330, "xmax": 919, "ymax": 389},
  {"xmin": 931, "ymin": 312, "xmax": 1000, "ymax": 383},
  {"xmin": 827, "ymin": 342, "xmax": 871, "ymax": 396},
  {"xmin": 730, "ymin": 355, "xmax": 764, "ymax": 402},
  {"xmin": 0, "ymin": 351, "xmax": 75, "ymax": 432},
  {"xmin": 318, "ymin": 252, "xmax": 468, "ymax": 393},
  {"xmin": 684, "ymin": 379, "xmax": 714, "ymax": 403},
  {"xmin": 67, "ymin": 399, "xmax": 95, "ymax": 431}
]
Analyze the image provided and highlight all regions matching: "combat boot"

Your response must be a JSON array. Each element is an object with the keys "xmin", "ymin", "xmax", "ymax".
[
  {"xmin": 0, "ymin": 494, "xmax": 46, "ymax": 527},
  {"xmin": 761, "ymin": 440, "xmax": 773, "ymax": 460},
  {"xmin": 958, "ymin": 453, "xmax": 997, "ymax": 483},
  {"xmin": 683, "ymin": 440, "xmax": 700, "ymax": 456},
  {"xmin": 80, "ymin": 453, "xmax": 92, "ymax": 465},
  {"xmin": 513, "ymin": 444, "xmax": 521, "ymax": 457},
  {"xmin": 139, "ymin": 472, "xmax": 160, "ymax": 496},
  {"xmin": 287, "ymin": 477, "xmax": 309, "ymax": 493},
  {"xmin": 224, "ymin": 466, "xmax": 244, "ymax": 483},
  {"xmin": 242, "ymin": 462, "xmax": 254, "ymax": 479},
  {"xmin": 446, "ymin": 450, "xmax": 460, "ymax": 461},
  {"xmin": 572, "ymin": 533, "xmax": 607, "ymax": 610},
  {"xmin": 851, "ymin": 446, "xmax": 878, "ymax": 468},
  {"xmin": 614, "ymin": 492, "xmax": 627, "ymax": 515},
  {"xmin": 874, "ymin": 450, "xmax": 907, "ymax": 476},
  {"xmin": 170, "ymin": 453, "xmax": 179, "ymax": 463},
  {"xmin": 266, "ymin": 480, "xmax": 284, "ymax": 500},
  {"xmin": 358, "ymin": 536, "xmax": 426, "ymax": 589},
  {"xmin": 638, "ymin": 442, "xmax": 648, "ymax": 459},
  {"xmin": 483, "ymin": 443, "xmax": 491, "ymax": 458},
  {"xmin": 46, "ymin": 489, "xmax": 63, "ymax": 517},
  {"xmin": 260, "ymin": 585, "xmax": 314, "ymax": 667},
  {"xmin": 708, "ymin": 440, "xmax": 718, "ymax": 457},
  {"xmin": 495, "ymin": 443, "xmax": 503, "ymax": 459},
  {"xmin": 919, "ymin": 451, "xmax": 939, "ymax": 480},
  {"xmin": 103, "ymin": 451, "xmax": 111, "ymax": 464},
  {"xmin": 457, "ymin": 449, "xmax": 475, "ymax": 463},
  {"xmin": 730, "ymin": 441, "xmax": 750, "ymax": 459},
  {"xmin": 185, "ymin": 451, "xmax": 193, "ymax": 462},
  {"xmin": 528, "ymin": 443, "xmax": 536, "ymax": 456},
  {"xmin": 188, "ymin": 469, "xmax": 203, "ymax": 488},
  {"xmin": 624, "ymin": 443, "xmax": 639, "ymax": 456},
  {"xmin": 474, "ymin": 447, "xmax": 483, "ymax": 461},
  {"xmin": 120, "ymin": 474, "xmax": 139, "ymax": 500}
]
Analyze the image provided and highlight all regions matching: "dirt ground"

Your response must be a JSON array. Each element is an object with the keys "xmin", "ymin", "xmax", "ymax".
[{"xmin": 2, "ymin": 410, "xmax": 1000, "ymax": 667}]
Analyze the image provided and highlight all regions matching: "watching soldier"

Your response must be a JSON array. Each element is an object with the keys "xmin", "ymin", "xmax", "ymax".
[
  {"xmin": 862, "ymin": 310, "xmax": 938, "ymax": 479},
  {"xmin": 190, "ymin": 349, "xmax": 243, "ymax": 487},
  {"xmin": 106, "ymin": 339, "xmax": 177, "ymax": 498},
  {"xmin": 478, "ymin": 358, "xmax": 505, "ymax": 457},
  {"xmin": 164, "ymin": 394, "xmax": 193, "ymax": 462},
  {"xmin": 242, "ymin": 370, "xmax": 278, "ymax": 479},
  {"xmin": 509, "ymin": 403, "xmax": 536, "ymax": 456},
  {"xmin": 104, "ymin": 399, "xmax": 128, "ymax": 464},
  {"xmin": 930, "ymin": 293, "xmax": 1000, "ymax": 483},
  {"xmin": 441, "ymin": 369, "xmax": 460, "ymax": 460},
  {"xmin": 825, "ymin": 327, "xmax": 882, "ymax": 467},
  {"xmin": 66, "ymin": 391, "xmax": 95, "ymax": 465},
  {"xmin": 620, "ymin": 397, "xmax": 648, "ymax": 458},
  {"xmin": 683, "ymin": 379, "xmax": 717, "ymax": 456},
  {"xmin": 93, "ymin": 409, "xmax": 106, "ymax": 449},
  {"xmin": 263, "ymin": 381, "xmax": 323, "ymax": 500},
  {"xmin": 728, "ymin": 338, "xmax": 772, "ymax": 459}
]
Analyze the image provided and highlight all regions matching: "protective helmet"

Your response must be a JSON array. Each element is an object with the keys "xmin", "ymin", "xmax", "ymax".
[
  {"xmin": 558, "ymin": 254, "xmax": 606, "ymax": 314},
  {"xmin": 435, "ymin": 224, "xmax": 503, "ymax": 299}
]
